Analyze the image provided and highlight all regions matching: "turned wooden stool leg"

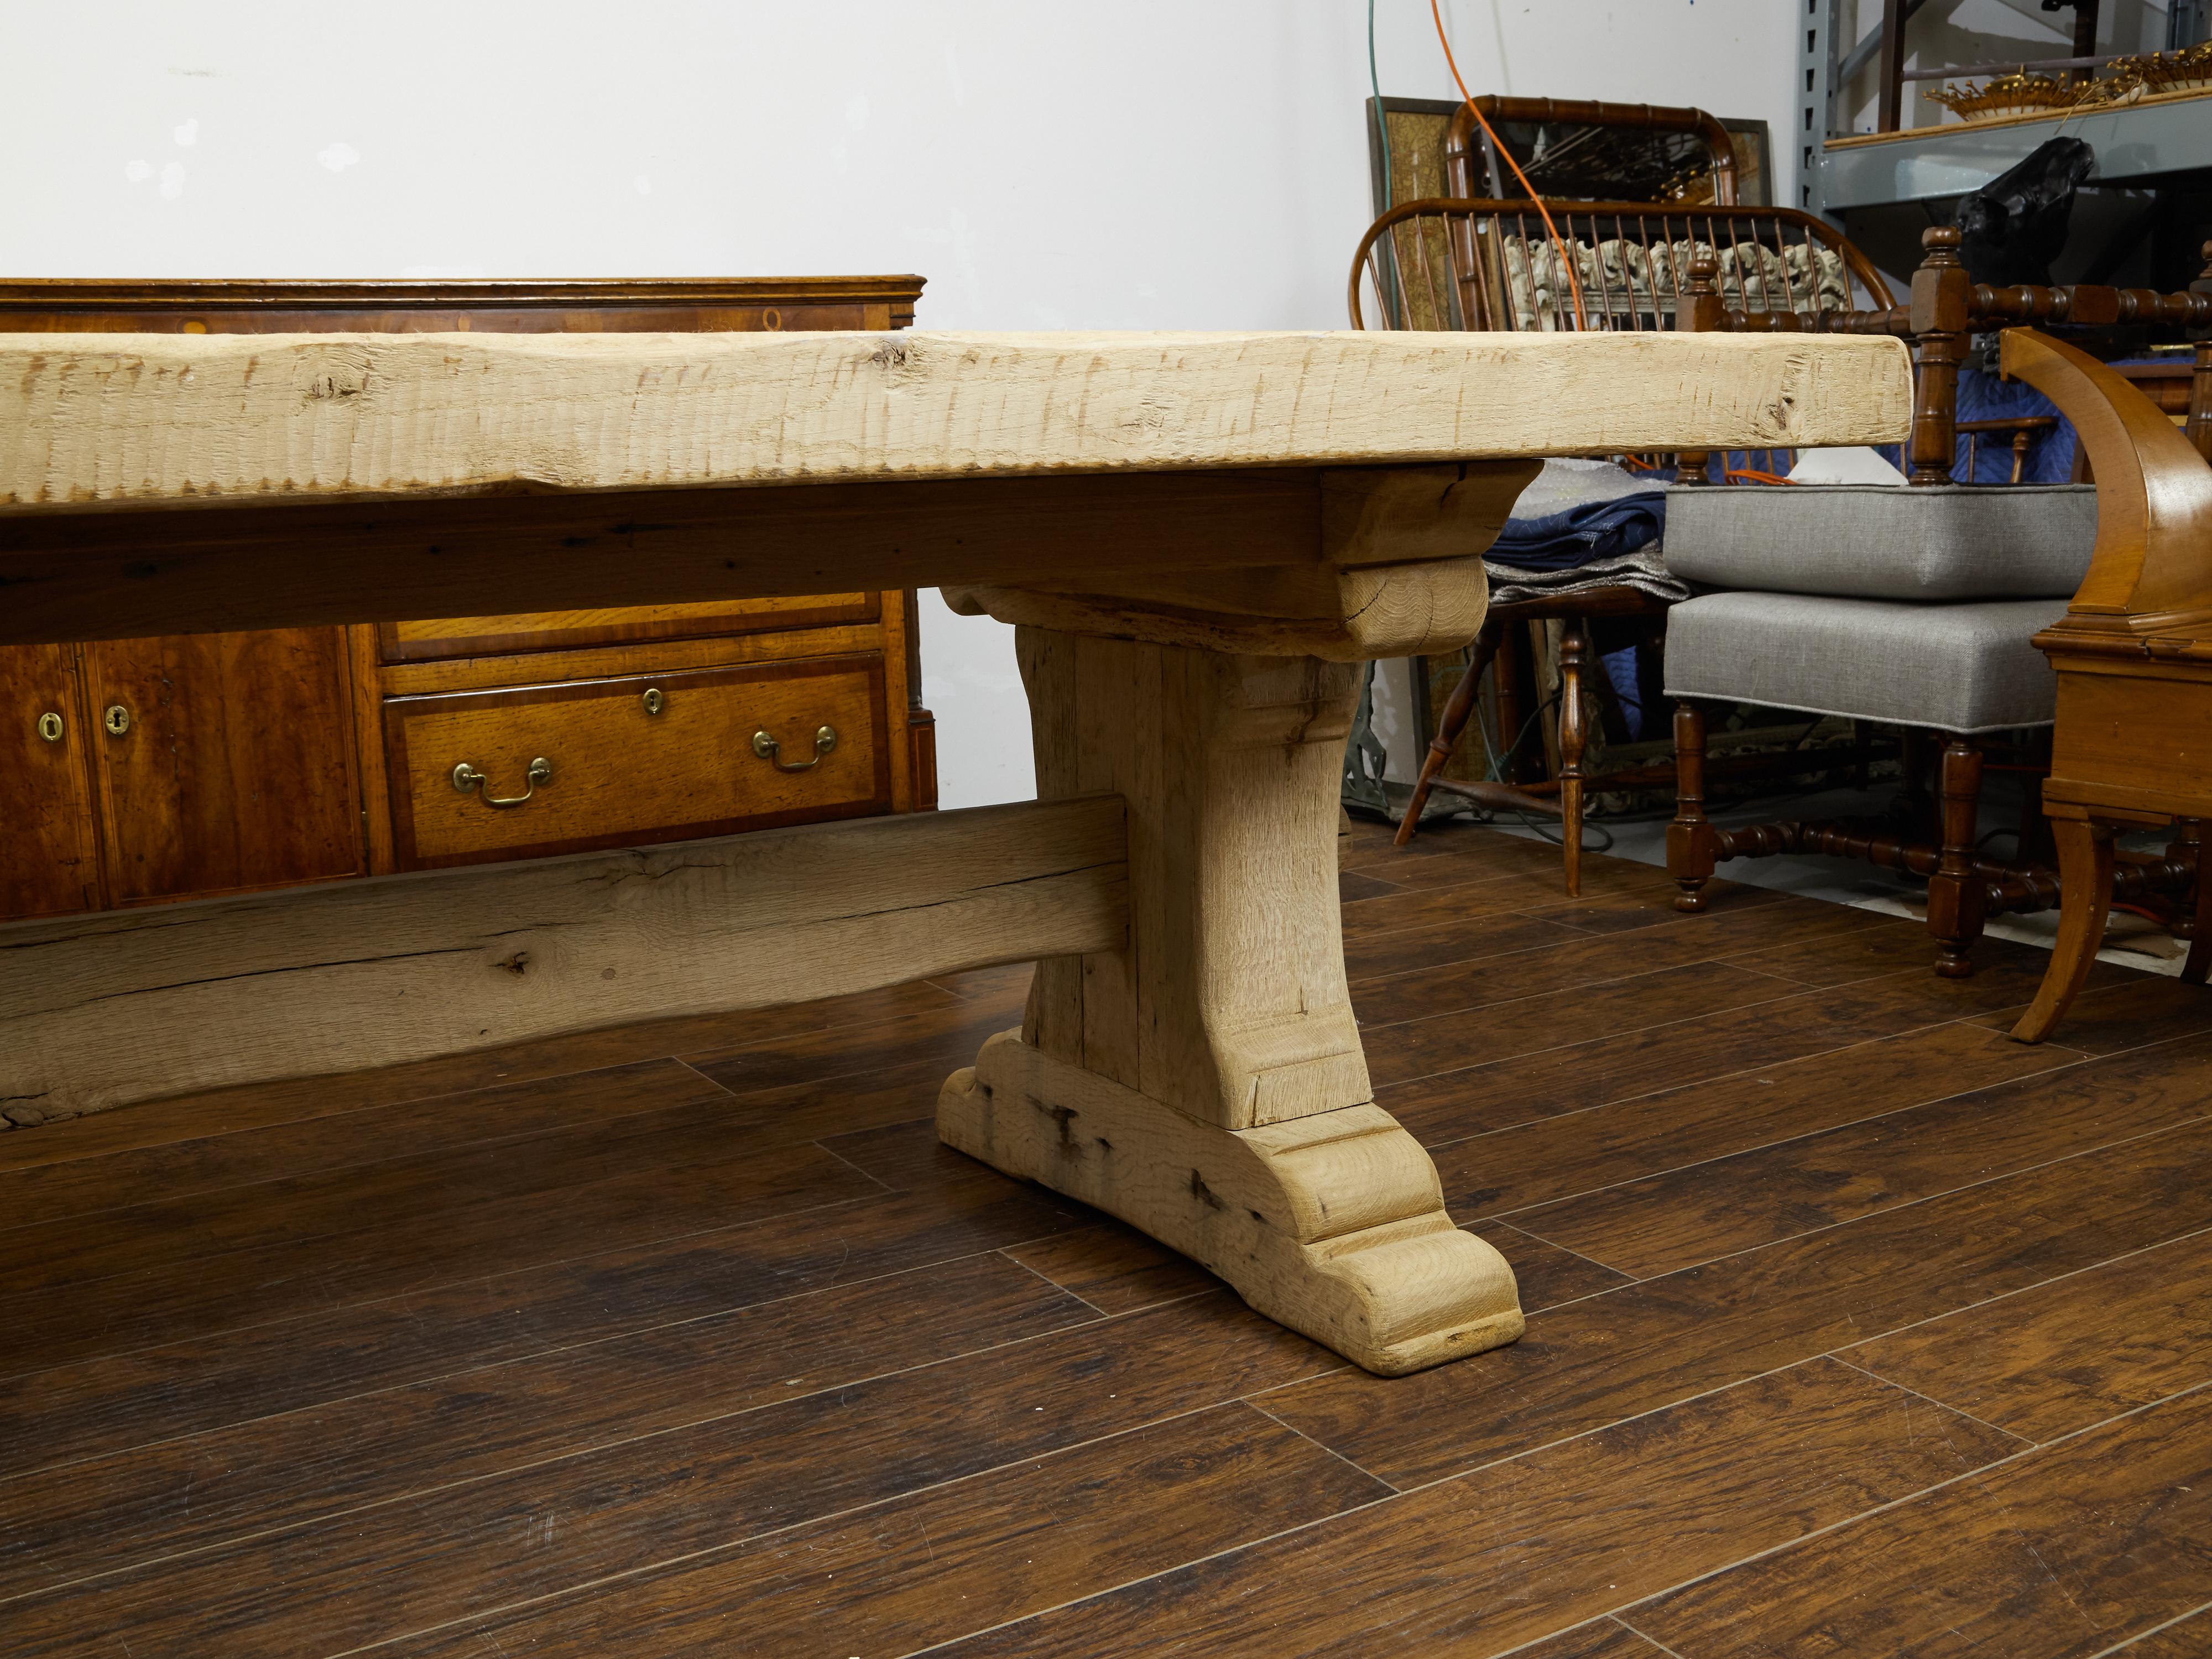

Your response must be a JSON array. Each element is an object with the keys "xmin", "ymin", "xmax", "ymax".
[
  {"xmin": 1495, "ymin": 623, "xmax": 1534, "ymax": 785},
  {"xmin": 2184, "ymin": 831, "xmax": 2211, "ymax": 987},
  {"xmin": 939, "ymin": 628, "xmax": 1524, "ymax": 1376},
  {"xmin": 1667, "ymin": 700, "xmax": 1716, "ymax": 913},
  {"xmin": 1558, "ymin": 625, "xmax": 1589, "ymax": 899},
  {"xmin": 2013, "ymin": 809, "xmax": 2115, "ymax": 1042},
  {"xmin": 1394, "ymin": 622, "xmax": 1501, "ymax": 848},
  {"xmin": 1928, "ymin": 734, "xmax": 1987, "ymax": 979},
  {"xmin": 2168, "ymin": 818, "xmax": 2203, "ymax": 944}
]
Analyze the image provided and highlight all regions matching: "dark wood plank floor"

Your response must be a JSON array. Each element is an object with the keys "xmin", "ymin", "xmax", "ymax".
[{"xmin": 4, "ymin": 818, "xmax": 2210, "ymax": 1657}]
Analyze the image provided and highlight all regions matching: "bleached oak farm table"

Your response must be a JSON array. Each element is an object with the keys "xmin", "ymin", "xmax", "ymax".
[{"xmin": 0, "ymin": 329, "xmax": 1910, "ymax": 1373}]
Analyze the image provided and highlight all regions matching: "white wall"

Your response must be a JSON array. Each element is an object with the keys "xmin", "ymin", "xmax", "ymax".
[{"xmin": 0, "ymin": 0, "xmax": 1797, "ymax": 806}]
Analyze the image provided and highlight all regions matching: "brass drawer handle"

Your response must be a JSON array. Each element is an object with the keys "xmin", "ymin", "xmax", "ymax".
[
  {"xmin": 452, "ymin": 756, "xmax": 552, "ymax": 808},
  {"xmin": 752, "ymin": 724, "xmax": 837, "ymax": 773}
]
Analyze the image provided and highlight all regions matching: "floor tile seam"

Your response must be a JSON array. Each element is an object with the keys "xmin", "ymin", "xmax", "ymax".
[
  {"xmin": 809, "ymin": 1135, "xmax": 901, "ymax": 1194},
  {"xmin": 994, "ymin": 1249, "xmax": 1109, "ymax": 1318},
  {"xmin": 2036, "ymin": 1022, "xmax": 2212, "ymax": 1071},
  {"xmin": 1499, "ymin": 1105, "xmax": 2212, "ymax": 1286},
  {"xmin": 0, "ymin": 1090, "xmax": 909, "ymax": 1297},
  {"xmin": 1479, "ymin": 1218, "xmax": 1635, "ymax": 1295},
  {"xmin": 1275, "ymin": 1308, "xmax": 2212, "ymax": 1511},
  {"xmin": 1344, "ymin": 923, "xmax": 1661, "ymax": 994},
  {"xmin": 1822, "ymin": 1352, "xmax": 2036, "ymax": 1449},
  {"xmin": 1322, "ymin": 1346, "xmax": 1876, "ymax": 1499},
  {"xmin": 1034, "ymin": 1349, "xmax": 2047, "ymax": 1650},
  {"xmin": 0, "ymin": 1148, "xmax": 895, "ymax": 1330},
  {"xmin": 0, "ymin": 1234, "xmax": 1087, "ymax": 1487},
  {"xmin": 1356, "ymin": 954, "xmax": 1835, "ymax": 1041},
  {"xmin": 1365, "ymin": 985, "xmax": 1864, "ymax": 1090},
  {"xmin": 1718, "ymin": 957, "xmax": 1911, "ymax": 990},
  {"xmin": 1599, "ymin": 1374, "xmax": 2212, "ymax": 1634},
  {"xmin": 0, "ymin": 1291, "xmax": 1255, "ymax": 1609},
  {"xmin": 1340, "ymin": 862, "xmax": 1584, "ymax": 906},
  {"xmin": 1823, "ymin": 1219, "xmax": 2212, "ymax": 1358},
  {"xmin": 1342, "ymin": 904, "xmax": 1629, "ymax": 979},
  {"xmin": 0, "ymin": 1067, "xmax": 794, "ymax": 1245},
  {"xmin": 0, "ymin": 1047, "xmax": 723, "ymax": 1179},
  {"xmin": 1410, "ymin": 1016, "xmax": 1983, "ymax": 1159},
  {"xmin": 0, "ymin": 1183, "xmax": 893, "ymax": 1387},
  {"xmin": 887, "ymin": 1482, "xmax": 1416, "ymax": 1659},
  {"xmin": 312, "ymin": 1391, "xmax": 1347, "ymax": 1659},
  {"xmin": 1241, "ymin": 1397, "xmax": 1403, "ymax": 1495},
  {"xmin": 1458, "ymin": 1043, "xmax": 2103, "ymax": 1234},
  {"xmin": 1609, "ymin": 1614, "xmax": 1694, "ymax": 1659},
  {"xmin": 2084, "ymin": 1598, "xmax": 2212, "ymax": 1658},
  {"xmin": 1338, "ymin": 877, "xmax": 1688, "ymax": 945},
  {"xmin": 1410, "ymin": 1020, "xmax": 1961, "ymax": 1157},
  {"xmin": 1350, "ymin": 953, "xmax": 1881, "ymax": 1036}
]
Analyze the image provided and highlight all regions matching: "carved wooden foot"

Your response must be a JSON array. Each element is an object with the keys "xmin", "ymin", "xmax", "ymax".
[
  {"xmin": 2012, "ymin": 810, "xmax": 2114, "ymax": 1044},
  {"xmin": 940, "ymin": 1033, "xmax": 1523, "ymax": 1375},
  {"xmin": 937, "ymin": 626, "xmax": 1526, "ymax": 1375}
]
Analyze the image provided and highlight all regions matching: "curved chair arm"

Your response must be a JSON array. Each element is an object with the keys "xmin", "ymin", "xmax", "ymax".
[{"xmin": 1999, "ymin": 327, "xmax": 2212, "ymax": 648}]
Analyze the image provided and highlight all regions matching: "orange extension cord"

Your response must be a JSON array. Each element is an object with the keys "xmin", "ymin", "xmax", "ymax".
[{"xmin": 1430, "ymin": 0, "xmax": 1588, "ymax": 330}]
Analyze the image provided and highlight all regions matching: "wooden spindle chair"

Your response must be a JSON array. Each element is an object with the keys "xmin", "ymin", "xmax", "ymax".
[
  {"xmin": 1664, "ymin": 236, "xmax": 2212, "ymax": 978},
  {"xmin": 1347, "ymin": 198, "xmax": 1897, "ymax": 895}
]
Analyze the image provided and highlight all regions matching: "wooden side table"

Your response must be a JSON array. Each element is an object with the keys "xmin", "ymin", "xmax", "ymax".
[
  {"xmin": 1999, "ymin": 330, "xmax": 2212, "ymax": 1042},
  {"xmin": 0, "ymin": 326, "xmax": 1911, "ymax": 1373}
]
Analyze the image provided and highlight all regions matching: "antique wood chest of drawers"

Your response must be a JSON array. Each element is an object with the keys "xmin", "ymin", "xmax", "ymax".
[{"xmin": 0, "ymin": 276, "xmax": 933, "ymax": 919}]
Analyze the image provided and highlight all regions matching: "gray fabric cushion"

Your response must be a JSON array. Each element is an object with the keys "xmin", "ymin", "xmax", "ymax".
[
  {"xmin": 1664, "ymin": 591, "xmax": 2068, "ymax": 732},
  {"xmin": 1663, "ymin": 483, "xmax": 2096, "ymax": 601}
]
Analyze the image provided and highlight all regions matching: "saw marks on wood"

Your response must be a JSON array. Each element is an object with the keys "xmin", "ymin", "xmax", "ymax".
[
  {"xmin": 0, "ymin": 329, "xmax": 1911, "ymax": 508},
  {"xmin": 2, "ymin": 816, "xmax": 2208, "ymax": 1656}
]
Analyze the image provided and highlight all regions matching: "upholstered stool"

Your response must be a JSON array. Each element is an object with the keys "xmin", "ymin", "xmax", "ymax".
[{"xmin": 1662, "ymin": 481, "xmax": 2100, "ymax": 975}]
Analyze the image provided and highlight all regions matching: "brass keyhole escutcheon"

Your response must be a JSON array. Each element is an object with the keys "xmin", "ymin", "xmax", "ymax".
[
  {"xmin": 103, "ymin": 705, "xmax": 132, "ymax": 738},
  {"xmin": 36, "ymin": 712, "xmax": 64, "ymax": 743},
  {"xmin": 641, "ymin": 687, "xmax": 665, "ymax": 716}
]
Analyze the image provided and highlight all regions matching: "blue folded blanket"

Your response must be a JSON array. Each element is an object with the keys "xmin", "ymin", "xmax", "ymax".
[{"xmin": 1485, "ymin": 490, "xmax": 1668, "ymax": 572}]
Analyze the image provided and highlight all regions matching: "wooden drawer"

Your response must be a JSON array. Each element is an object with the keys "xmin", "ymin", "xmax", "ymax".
[
  {"xmin": 378, "ymin": 594, "xmax": 879, "ymax": 662},
  {"xmin": 384, "ymin": 655, "xmax": 890, "ymax": 869}
]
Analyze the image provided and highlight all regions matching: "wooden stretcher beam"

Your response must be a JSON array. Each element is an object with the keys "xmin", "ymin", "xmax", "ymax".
[
  {"xmin": 0, "ymin": 795, "xmax": 1126, "ymax": 1123},
  {"xmin": 0, "ymin": 466, "xmax": 1516, "ymax": 648}
]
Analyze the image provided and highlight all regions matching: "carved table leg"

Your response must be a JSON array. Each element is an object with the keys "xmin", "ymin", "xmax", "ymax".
[
  {"xmin": 937, "ymin": 628, "xmax": 1524, "ymax": 1375},
  {"xmin": 2012, "ymin": 808, "xmax": 2114, "ymax": 1044}
]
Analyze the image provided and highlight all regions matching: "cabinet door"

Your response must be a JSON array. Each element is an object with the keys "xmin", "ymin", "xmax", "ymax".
[
  {"xmin": 84, "ymin": 629, "xmax": 365, "ymax": 905},
  {"xmin": 0, "ymin": 645, "xmax": 103, "ymax": 919}
]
